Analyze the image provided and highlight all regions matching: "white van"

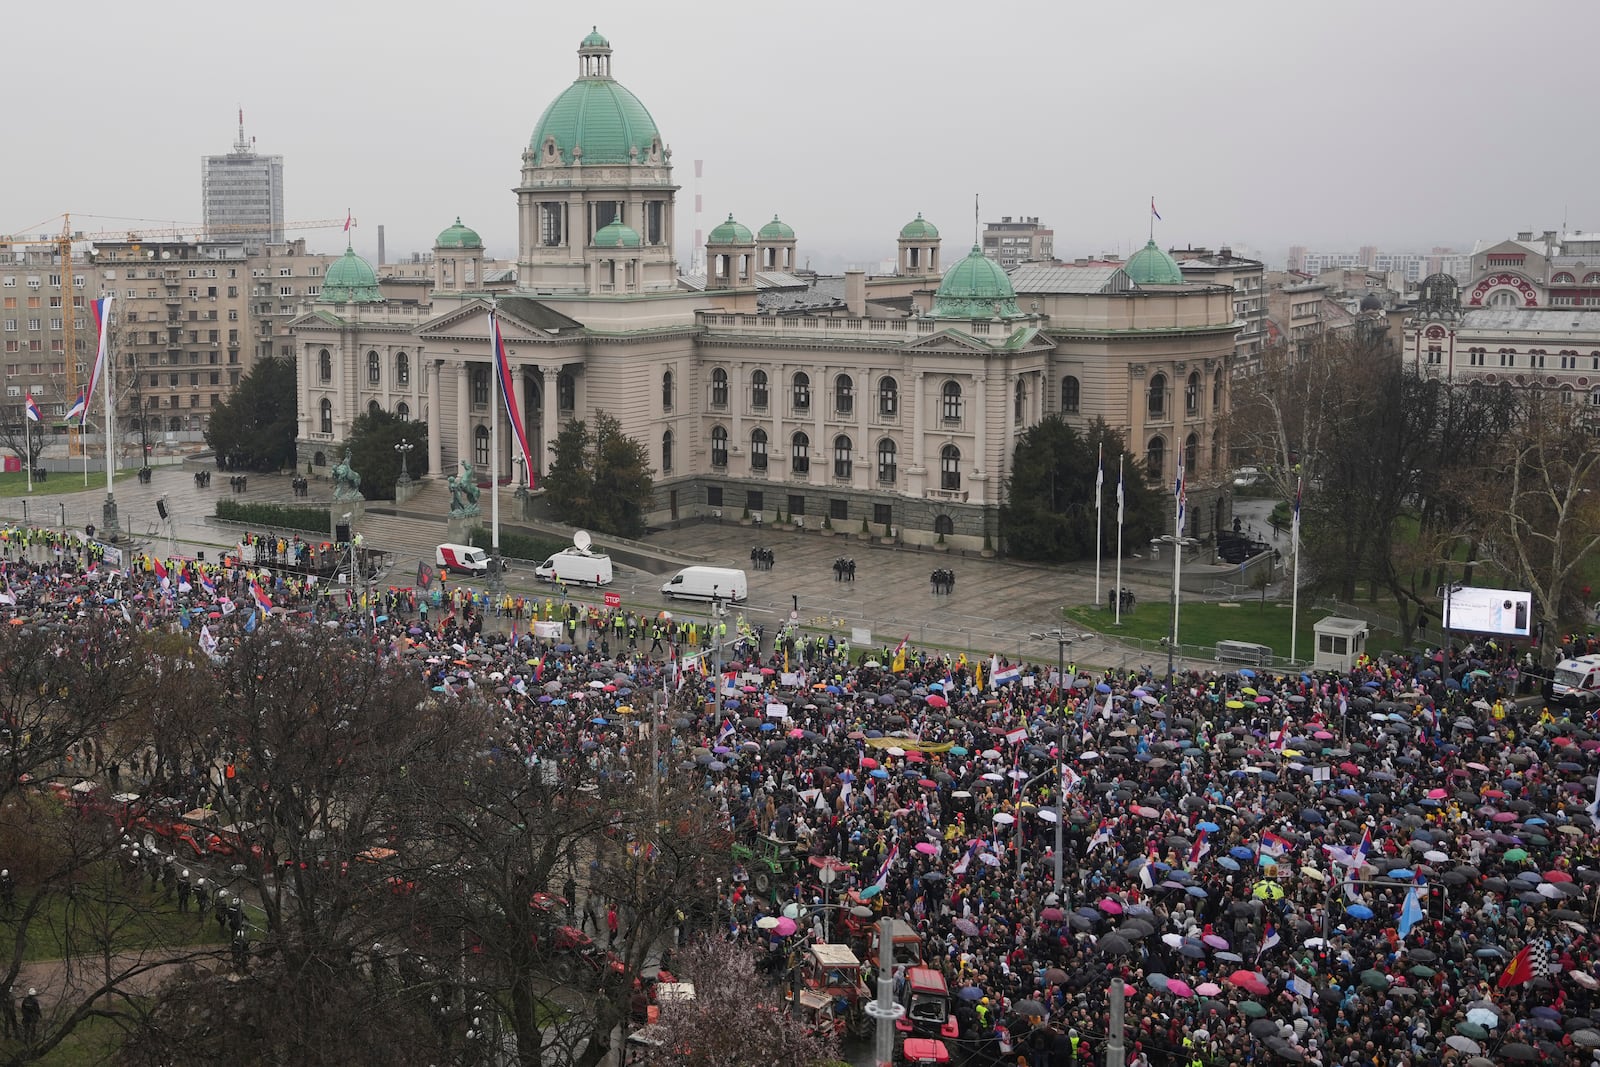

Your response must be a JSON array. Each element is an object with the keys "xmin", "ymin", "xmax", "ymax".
[
  {"xmin": 660, "ymin": 566, "xmax": 748, "ymax": 603},
  {"xmin": 436, "ymin": 543, "xmax": 489, "ymax": 575},
  {"xmin": 1553, "ymin": 654, "xmax": 1600, "ymax": 704},
  {"xmin": 535, "ymin": 548, "xmax": 614, "ymax": 586}
]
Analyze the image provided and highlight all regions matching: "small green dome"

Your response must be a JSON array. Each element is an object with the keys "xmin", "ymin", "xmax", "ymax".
[
  {"xmin": 593, "ymin": 221, "xmax": 642, "ymax": 249},
  {"xmin": 900, "ymin": 213, "xmax": 939, "ymax": 240},
  {"xmin": 1125, "ymin": 238, "xmax": 1185, "ymax": 286},
  {"xmin": 930, "ymin": 246, "xmax": 1021, "ymax": 319},
  {"xmin": 758, "ymin": 215, "xmax": 795, "ymax": 240},
  {"xmin": 319, "ymin": 247, "xmax": 383, "ymax": 304},
  {"xmin": 707, "ymin": 214, "xmax": 754, "ymax": 245},
  {"xmin": 580, "ymin": 26, "xmax": 610, "ymax": 49},
  {"xmin": 436, "ymin": 216, "xmax": 482, "ymax": 249},
  {"xmin": 529, "ymin": 36, "xmax": 661, "ymax": 166}
]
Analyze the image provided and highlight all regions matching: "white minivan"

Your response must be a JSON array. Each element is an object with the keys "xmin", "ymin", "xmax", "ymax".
[
  {"xmin": 436, "ymin": 543, "xmax": 489, "ymax": 575},
  {"xmin": 660, "ymin": 566, "xmax": 748, "ymax": 603}
]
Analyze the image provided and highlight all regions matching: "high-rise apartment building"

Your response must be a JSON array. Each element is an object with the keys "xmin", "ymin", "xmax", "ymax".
[
  {"xmin": 982, "ymin": 217, "xmax": 1053, "ymax": 269},
  {"xmin": 202, "ymin": 113, "xmax": 284, "ymax": 244}
]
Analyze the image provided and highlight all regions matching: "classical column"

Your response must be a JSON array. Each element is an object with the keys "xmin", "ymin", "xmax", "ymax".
[
  {"xmin": 858, "ymin": 369, "xmax": 871, "ymax": 490},
  {"xmin": 454, "ymin": 360, "xmax": 470, "ymax": 472},
  {"xmin": 1000, "ymin": 372, "xmax": 1016, "ymax": 489},
  {"xmin": 972, "ymin": 373, "xmax": 988, "ymax": 504},
  {"xmin": 541, "ymin": 366, "xmax": 558, "ymax": 469},
  {"xmin": 911, "ymin": 370, "xmax": 926, "ymax": 471},
  {"xmin": 426, "ymin": 359, "xmax": 442, "ymax": 475}
]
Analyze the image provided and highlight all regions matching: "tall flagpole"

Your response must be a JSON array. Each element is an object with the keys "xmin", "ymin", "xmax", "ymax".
[
  {"xmin": 489, "ymin": 302, "xmax": 501, "ymax": 556},
  {"xmin": 1114, "ymin": 454, "xmax": 1124, "ymax": 626},
  {"xmin": 23, "ymin": 404, "xmax": 31, "ymax": 493},
  {"xmin": 1171, "ymin": 460, "xmax": 1185, "ymax": 689},
  {"xmin": 101, "ymin": 295, "xmax": 117, "ymax": 538},
  {"xmin": 1094, "ymin": 441, "xmax": 1103, "ymax": 610},
  {"xmin": 1290, "ymin": 476, "xmax": 1302, "ymax": 663}
]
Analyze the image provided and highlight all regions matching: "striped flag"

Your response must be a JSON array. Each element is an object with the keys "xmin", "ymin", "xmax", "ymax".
[
  {"xmin": 1116, "ymin": 461, "xmax": 1125, "ymax": 524},
  {"xmin": 1186, "ymin": 828, "xmax": 1210, "ymax": 869},
  {"xmin": 1259, "ymin": 830, "xmax": 1293, "ymax": 859},
  {"xmin": 249, "ymin": 580, "xmax": 274, "ymax": 612},
  {"xmin": 871, "ymin": 842, "xmax": 899, "ymax": 894},
  {"xmin": 1095, "ymin": 442, "xmax": 1103, "ymax": 514},
  {"xmin": 1087, "ymin": 819, "xmax": 1114, "ymax": 853},
  {"xmin": 65, "ymin": 389, "xmax": 86, "ymax": 423},
  {"xmin": 1257, "ymin": 923, "xmax": 1280, "ymax": 961},
  {"xmin": 1174, "ymin": 458, "xmax": 1187, "ymax": 533},
  {"xmin": 1150, "ymin": 197, "xmax": 1162, "ymax": 222},
  {"xmin": 490, "ymin": 308, "xmax": 537, "ymax": 489},
  {"xmin": 85, "ymin": 296, "xmax": 113, "ymax": 416},
  {"xmin": 23, "ymin": 393, "xmax": 40, "ymax": 422}
]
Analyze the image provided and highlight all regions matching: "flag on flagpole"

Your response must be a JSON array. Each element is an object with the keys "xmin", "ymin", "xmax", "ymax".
[
  {"xmin": 1497, "ymin": 943, "xmax": 1536, "ymax": 988},
  {"xmin": 1095, "ymin": 442, "xmax": 1104, "ymax": 513},
  {"xmin": 417, "ymin": 560, "xmax": 434, "ymax": 590},
  {"xmin": 891, "ymin": 634, "xmax": 909, "ymax": 673},
  {"xmin": 65, "ymin": 389, "xmax": 86, "ymax": 423},
  {"xmin": 343, "ymin": 209, "xmax": 353, "ymax": 232},
  {"xmin": 1150, "ymin": 197, "xmax": 1162, "ymax": 221},
  {"xmin": 1139, "ymin": 862, "xmax": 1155, "ymax": 890},
  {"xmin": 1116, "ymin": 462, "xmax": 1125, "ymax": 524},
  {"xmin": 1174, "ymin": 458, "xmax": 1187, "ymax": 533},
  {"xmin": 993, "ymin": 664, "xmax": 1021, "ymax": 688},
  {"xmin": 249, "ymin": 580, "xmax": 274, "ymax": 613},
  {"xmin": 1061, "ymin": 764, "xmax": 1081, "ymax": 795},
  {"xmin": 1397, "ymin": 876, "xmax": 1426, "ymax": 941},
  {"xmin": 1588, "ymin": 765, "xmax": 1600, "ymax": 822},
  {"xmin": 490, "ymin": 309, "xmax": 537, "ymax": 490},
  {"xmin": 23, "ymin": 393, "xmax": 40, "ymax": 423},
  {"xmin": 1257, "ymin": 923, "xmax": 1281, "ymax": 962},
  {"xmin": 244, "ymin": 610, "xmax": 258, "ymax": 634},
  {"xmin": 198, "ymin": 571, "xmax": 217, "ymax": 598},
  {"xmin": 85, "ymin": 296, "xmax": 113, "ymax": 415},
  {"xmin": 1259, "ymin": 830, "xmax": 1293, "ymax": 859},
  {"xmin": 1186, "ymin": 828, "xmax": 1210, "ymax": 869},
  {"xmin": 1087, "ymin": 819, "xmax": 1114, "ymax": 853},
  {"xmin": 871, "ymin": 842, "xmax": 899, "ymax": 893},
  {"xmin": 1269, "ymin": 716, "xmax": 1292, "ymax": 752},
  {"xmin": 150, "ymin": 557, "xmax": 168, "ymax": 583}
]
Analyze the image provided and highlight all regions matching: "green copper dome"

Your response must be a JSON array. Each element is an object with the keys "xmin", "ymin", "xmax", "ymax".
[
  {"xmin": 900, "ymin": 213, "xmax": 939, "ymax": 240},
  {"xmin": 930, "ymin": 246, "xmax": 1021, "ymax": 319},
  {"xmin": 436, "ymin": 217, "xmax": 482, "ymax": 249},
  {"xmin": 529, "ymin": 33, "xmax": 662, "ymax": 166},
  {"xmin": 1125, "ymin": 238, "xmax": 1185, "ymax": 286},
  {"xmin": 707, "ymin": 214, "xmax": 754, "ymax": 245},
  {"xmin": 593, "ymin": 221, "xmax": 642, "ymax": 248},
  {"xmin": 581, "ymin": 26, "xmax": 610, "ymax": 49},
  {"xmin": 319, "ymin": 247, "xmax": 383, "ymax": 304},
  {"xmin": 758, "ymin": 215, "xmax": 795, "ymax": 240}
]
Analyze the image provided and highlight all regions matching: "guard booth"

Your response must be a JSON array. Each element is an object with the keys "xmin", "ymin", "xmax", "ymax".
[{"xmin": 1313, "ymin": 617, "xmax": 1368, "ymax": 672}]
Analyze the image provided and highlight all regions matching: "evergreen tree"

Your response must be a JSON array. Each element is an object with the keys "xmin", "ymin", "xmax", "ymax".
[
  {"xmin": 1001, "ymin": 416, "xmax": 1160, "ymax": 561},
  {"xmin": 340, "ymin": 409, "xmax": 429, "ymax": 501},
  {"xmin": 543, "ymin": 411, "xmax": 654, "ymax": 537},
  {"xmin": 203, "ymin": 357, "xmax": 297, "ymax": 471}
]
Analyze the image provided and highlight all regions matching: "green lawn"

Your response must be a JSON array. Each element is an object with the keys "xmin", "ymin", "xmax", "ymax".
[
  {"xmin": 9, "ymin": 881, "xmax": 227, "ymax": 963},
  {"xmin": 34, "ymin": 1009, "xmax": 134, "ymax": 1066},
  {"xmin": 0, "ymin": 468, "xmax": 138, "ymax": 499},
  {"xmin": 1066, "ymin": 599, "xmax": 1333, "ymax": 659}
]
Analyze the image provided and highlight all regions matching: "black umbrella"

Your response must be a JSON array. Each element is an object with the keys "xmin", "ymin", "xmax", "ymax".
[{"xmin": 1098, "ymin": 934, "xmax": 1133, "ymax": 956}]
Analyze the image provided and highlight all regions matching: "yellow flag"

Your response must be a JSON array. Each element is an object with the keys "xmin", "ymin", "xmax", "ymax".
[
  {"xmin": 972, "ymin": 659, "xmax": 983, "ymax": 691},
  {"xmin": 892, "ymin": 647, "xmax": 906, "ymax": 673}
]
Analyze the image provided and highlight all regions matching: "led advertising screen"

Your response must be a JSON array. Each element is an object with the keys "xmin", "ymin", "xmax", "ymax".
[{"xmin": 1444, "ymin": 585, "xmax": 1532, "ymax": 637}]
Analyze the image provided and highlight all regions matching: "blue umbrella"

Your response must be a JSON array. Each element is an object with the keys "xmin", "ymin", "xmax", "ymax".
[
  {"xmin": 866, "ymin": 730, "xmax": 883, "ymax": 738},
  {"xmin": 1217, "ymin": 856, "xmax": 1241, "ymax": 871},
  {"xmin": 1229, "ymin": 846, "xmax": 1255, "ymax": 861},
  {"xmin": 552, "ymin": 698, "xmax": 567, "ymax": 706},
  {"xmin": 724, "ymin": 699, "xmax": 741, "ymax": 709},
  {"xmin": 1387, "ymin": 868, "xmax": 1415, "ymax": 880},
  {"xmin": 949, "ymin": 746, "xmax": 968, "ymax": 756},
  {"xmin": 1237, "ymin": 669, "xmax": 1256, "ymax": 679},
  {"xmin": 1346, "ymin": 904, "xmax": 1374, "ymax": 920},
  {"xmin": 959, "ymin": 986, "xmax": 984, "ymax": 1002},
  {"xmin": 760, "ymin": 722, "xmax": 776, "ymax": 731},
  {"xmin": 1185, "ymin": 885, "xmax": 1207, "ymax": 898},
  {"xmin": 826, "ymin": 685, "xmax": 843, "ymax": 694},
  {"xmin": 555, "ymin": 643, "xmax": 573, "ymax": 652},
  {"xmin": 1258, "ymin": 855, "xmax": 1278, "ymax": 867},
  {"xmin": 1300, "ymin": 808, "xmax": 1326, "ymax": 824},
  {"xmin": 871, "ymin": 768, "xmax": 889, "ymax": 779},
  {"xmin": 591, "ymin": 717, "xmax": 609, "ymax": 725},
  {"xmin": 1096, "ymin": 683, "xmax": 1112, "ymax": 694},
  {"xmin": 861, "ymin": 884, "xmax": 881, "ymax": 899},
  {"xmin": 838, "ymin": 771, "xmax": 855, "ymax": 783},
  {"xmin": 1259, "ymin": 771, "xmax": 1279, "ymax": 782},
  {"xmin": 1362, "ymin": 680, "xmax": 1381, "ymax": 689},
  {"xmin": 1197, "ymin": 821, "xmax": 1221, "ymax": 833}
]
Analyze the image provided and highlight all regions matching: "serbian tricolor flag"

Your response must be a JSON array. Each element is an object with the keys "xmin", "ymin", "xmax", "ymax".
[
  {"xmin": 150, "ymin": 557, "xmax": 168, "ymax": 583},
  {"xmin": 490, "ymin": 309, "xmax": 537, "ymax": 490},
  {"xmin": 85, "ymin": 296, "xmax": 113, "ymax": 415},
  {"xmin": 250, "ymin": 580, "xmax": 273, "ymax": 612},
  {"xmin": 1087, "ymin": 819, "xmax": 1114, "ymax": 854},
  {"xmin": 23, "ymin": 393, "xmax": 40, "ymax": 423},
  {"xmin": 198, "ymin": 571, "xmax": 217, "ymax": 598},
  {"xmin": 1259, "ymin": 830, "xmax": 1293, "ymax": 859},
  {"xmin": 65, "ymin": 389, "xmax": 86, "ymax": 423},
  {"xmin": 871, "ymin": 842, "xmax": 898, "ymax": 894},
  {"xmin": 1187, "ymin": 828, "xmax": 1211, "ymax": 869}
]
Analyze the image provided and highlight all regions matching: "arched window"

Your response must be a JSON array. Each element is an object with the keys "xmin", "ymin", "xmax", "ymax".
[
  {"xmin": 1213, "ymin": 369, "xmax": 1223, "ymax": 409},
  {"xmin": 312, "ymin": 450, "xmax": 326, "ymax": 467},
  {"xmin": 835, "ymin": 374, "xmax": 854, "ymax": 415},
  {"xmin": 1060, "ymin": 375, "xmax": 1080, "ymax": 414},
  {"xmin": 367, "ymin": 351, "xmax": 381, "ymax": 385},
  {"xmin": 663, "ymin": 370, "xmax": 675, "ymax": 411},
  {"xmin": 1014, "ymin": 378, "xmax": 1027, "ymax": 421},
  {"xmin": 751, "ymin": 428, "xmax": 768, "ymax": 471},
  {"xmin": 941, "ymin": 381, "xmax": 963, "ymax": 422},
  {"xmin": 1146, "ymin": 435, "xmax": 1166, "ymax": 480},
  {"xmin": 557, "ymin": 372, "xmax": 575, "ymax": 411},
  {"xmin": 834, "ymin": 435, "xmax": 853, "ymax": 479},
  {"xmin": 318, "ymin": 349, "xmax": 332, "ymax": 383},
  {"xmin": 471, "ymin": 366, "xmax": 490, "ymax": 407},
  {"xmin": 319, "ymin": 398, "xmax": 333, "ymax": 435},
  {"xmin": 710, "ymin": 425, "xmax": 728, "ymax": 467},
  {"xmin": 1185, "ymin": 372, "xmax": 1200, "ymax": 415},
  {"xmin": 1555, "ymin": 273, "xmax": 1576, "ymax": 284},
  {"xmin": 662, "ymin": 430, "xmax": 674, "ymax": 473},
  {"xmin": 750, "ymin": 369, "xmax": 769, "ymax": 409},
  {"xmin": 940, "ymin": 444, "xmax": 961, "ymax": 490},
  {"xmin": 169, "ymin": 416, "xmax": 182, "ymax": 433},
  {"xmin": 396, "ymin": 401, "xmax": 410, "ymax": 421},
  {"xmin": 792, "ymin": 372, "xmax": 811, "ymax": 411},
  {"xmin": 474, "ymin": 424, "xmax": 490, "ymax": 465},
  {"xmin": 877, "ymin": 438, "xmax": 897, "ymax": 484},
  {"xmin": 1184, "ymin": 432, "xmax": 1198, "ymax": 473},
  {"xmin": 395, "ymin": 352, "xmax": 410, "ymax": 386},
  {"xmin": 934, "ymin": 514, "xmax": 955, "ymax": 537},
  {"xmin": 1488, "ymin": 289, "xmax": 1518, "ymax": 307},
  {"xmin": 791, "ymin": 431, "xmax": 810, "ymax": 474},
  {"xmin": 368, "ymin": 399, "xmax": 381, "ymax": 416},
  {"xmin": 710, "ymin": 367, "xmax": 727, "ymax": 408},
  {"xmin": 1148, "ymin": 373, "xmax": 1167, "ymax": 418},
  {"xmin": 878, "ymin": 376, "xmax": 898, "ymax": 417}
]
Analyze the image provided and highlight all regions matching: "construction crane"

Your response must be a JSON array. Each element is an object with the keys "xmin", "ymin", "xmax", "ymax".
[{"xmin": 0, "ymin": 214, "xmax": 352, "ymax": 457}]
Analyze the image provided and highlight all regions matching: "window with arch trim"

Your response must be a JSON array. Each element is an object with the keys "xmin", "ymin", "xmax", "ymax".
[
  {"xmin": 368, "ymin": 351, "xmax": 380, "ymax": 385},
  {"xmin": 662, "ymin": 430, "xmax": 674, "ymax": 473},
  {"xmin": 792, "ymin": 372, "xmax": 811, "ymax": 411},
  {"xmin": 940, "ymin": 444, "xmax": 961, "ymax": 490},
  {"xmin": 1146, "ymin": 435, "xmax": 1166, "ymax": 480},
  {"xmin": 1148, "ymin": 374, "xmax": 1167, "ymax": 418},
  {"xmin": 834, "ymin": 435, "xmax": 853, "ymax": 479},
  {"xmin": 1184, "ymin": 432, "xmax": 1198, "ymax": 474},
  {"xmin": 710, "ymin": 367, "xmax": 727, "ymax": 408},
  {"xmin": 395, "ymin": 352, "xmax": 409, "ymax": 386},
  {"xmin": 1060, "ymin": 375, "xmax": 1080, "ymax": 414},
  {"xmin": 396, "ymin": 401, "xmax": 410, "ymax": 421},
  {"xmin": 1213, "ymin": 369, "xmax": 1223, "ymax": 410},
  {"xmin": 319, "ymin": 398, "xmax": 332, "ymax": 435},
  {"xmin": 751, "ymin": 428, "xmax": 768, "ymax": 470},
  {"xmin": 710, "ymin": 425, "xmax": 728, "ymax": 467},
  {"xmin": 941, "ymin": 381, "xmax": 962, "ymax": 422},
  {"xmin": 1185, "ymin": 372, "xmax": 1200, "ymax": 415},
  {"xmin": 751, "ymin": 369, "xmax": 769, "ymax": 409},
  {"xmin": 835, "ymin": 374, "xmax": 853, "ymax": 415},
  {"xmin": 318, "ymin": 349, "xmax": 332, "ymax": 383},
  {"xmin": 1014, "ymin": 378, "xmax": 1027, "ymax": 421},
  {"xmin": 368, "ymin": 399, "xmax": 381, "ymax": 416},
  {"xmin": 934, "ymin": 514, "xmax": 955, "ymax": 537},
  {"xmin": 791, "ymin": 431, "xmax": 810, "ymax": 474},
  {"xmin": 877, "ymin": 438, "xmax": 897, "ymax": 484},
  {"xmin": 474, "ymin": 424, "xmax": 490, "ymax": 466},
  {"xmin": 663, "ymin": 370, "xmax": 674, "ymax": 411},
  {"xmin": 878, "ymin": 376, "xmax": 898, "ymax": 417}
]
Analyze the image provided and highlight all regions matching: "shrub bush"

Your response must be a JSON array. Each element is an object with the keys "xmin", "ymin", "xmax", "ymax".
[
  {"xmin": 215, "ymin": 499, "xmax": 331, "ymax": 534},
  {"xmin": 467, "ymin": 526, "xmax": 569, "ymax": 563}
]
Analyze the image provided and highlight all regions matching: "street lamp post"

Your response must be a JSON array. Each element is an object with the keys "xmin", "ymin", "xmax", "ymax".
[
  {"xmin": 1152, "ymin": 535, "xmax": 1199, "ymax": 689},
  {"xmin": 393, "ymin": 438, "xmax": 414, "ymax": 484},
  {"xmin": 1440, "ymin": 558, "xmax": 1484, "ymax": 683},
  {"xmin": 1029, "ymin": 628, "xmax": 1090, "ymax": 900}
]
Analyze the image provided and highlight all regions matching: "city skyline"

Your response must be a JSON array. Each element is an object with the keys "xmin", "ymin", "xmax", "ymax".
[{"xmin": 5, "ymin": 0, "xmax": 1596, "ymax": 271}]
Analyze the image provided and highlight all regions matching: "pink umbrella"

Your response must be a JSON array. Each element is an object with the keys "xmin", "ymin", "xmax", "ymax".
[
  {"xmin": 788, "ymin": 728, "xmax": 805, "ymax": 738},
  {"xmin": 774, "ymin": 916, "xmax": 797, "ymax": 936},
  {"xmin": 1167, "ymin": 979, "xmax": 1195, "ymax": 998},
  {"xmin": 1313, "ymin": 730, "xmax": 1334, "ymax": 740},
  {"xmin": 1098, "ymin": 898, "xmax": 1124, "ymax": 915},
  {"xmin": 1492, "ymin": 811, "xmax": 1517, "ymax": 823},
  {"xmin": 1196, "ymin": 982, "xmax": 1222, "ymax": 997},
  {"xmin": 915, "ymin": 841, "xmax": 939, "ymax": 855},
  {"xmin": 1203, "ymin": 934, "xmax": 1229, "ymax": 950},
  {"xmin": 1466, "ymin": 761, "xmax": 1490, "ymax": 771},
  {"xmin": 1255, "ymin": 695, "xmax": 1272, "ymax": 704},
  {"xmin": 1426, "ymin": 788, "xmax": 1448, "ymax": 799},
  {"xmin": 1132, "ymin": 805, "xmax": 1160, "ymax": 819}
]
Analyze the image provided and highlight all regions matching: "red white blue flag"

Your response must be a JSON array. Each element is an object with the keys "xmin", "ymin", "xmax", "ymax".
[
  {"xmin": 85, "ymin": 296, "xmax": 114, "ymax": 417},
  {"xmin": 490, "ymin": 309, "xmax": 536, "ymax": 489},
  {"xmin": 23, "ymin": 393, "xmax": 40, "ymax": 423},
  {"xmin": 65, "ymin": 389, "xmax": 86, "ymax": 423},
  {"xmin": 250, "ymin": 580, "xmax": 274, "ymax": 613}
]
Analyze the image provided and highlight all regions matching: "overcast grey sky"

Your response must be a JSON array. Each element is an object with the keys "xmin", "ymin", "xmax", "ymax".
[{"xmin": 6, "ymin": 0, "xmax": 1593, "ymax": 270}]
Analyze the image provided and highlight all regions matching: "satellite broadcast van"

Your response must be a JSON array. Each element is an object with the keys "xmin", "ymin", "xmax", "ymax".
[
  {"xmin": 535, "ymin": 532, "xmax": 614, "ymax": 586},
  {"xmin": 660, "ymin": 566, "xmax": 748, "ymax": 603}
]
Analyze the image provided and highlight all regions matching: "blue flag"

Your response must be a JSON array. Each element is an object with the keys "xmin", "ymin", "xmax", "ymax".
[
  {"xmin": 1397, "ymin": 877, "xmax": 1425, "ymax": 940},
  {"xmin": 245, "ymin": 610, "xmax": 258, "ymax": 634}
]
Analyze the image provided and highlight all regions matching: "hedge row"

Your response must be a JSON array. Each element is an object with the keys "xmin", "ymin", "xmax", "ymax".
[
  {"xmin": 467, "ymin": 526, "xmax": 569, "ymax": 563},
  {"xmin": 215, "ymin": 499, "xmax": 332, "ymax": 535}
]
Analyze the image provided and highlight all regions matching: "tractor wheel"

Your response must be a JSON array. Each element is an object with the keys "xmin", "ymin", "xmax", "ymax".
[{"xmin": 752, "ymin": 868, "xmax": 773, "ymax": 896}]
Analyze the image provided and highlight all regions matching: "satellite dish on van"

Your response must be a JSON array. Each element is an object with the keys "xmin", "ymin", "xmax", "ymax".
[{"xmin": 573, "ymin": 530, "xmax": 592, "ymax": 553}]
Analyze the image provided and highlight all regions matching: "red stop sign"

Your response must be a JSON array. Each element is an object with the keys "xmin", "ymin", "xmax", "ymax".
[{"xmin": 603, "ymin": 591, "xmax": 621, "ymax": 608}]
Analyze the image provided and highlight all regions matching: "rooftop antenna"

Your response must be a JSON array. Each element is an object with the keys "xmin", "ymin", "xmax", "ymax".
[{"xmin": 974, "ymin": 193, "xmax": 980, "ymax": 247}]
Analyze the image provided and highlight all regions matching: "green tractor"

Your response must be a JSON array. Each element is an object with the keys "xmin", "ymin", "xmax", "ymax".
[{"xmin": 731, "ymin": 832, "xmax": 800, "ymax": 898}]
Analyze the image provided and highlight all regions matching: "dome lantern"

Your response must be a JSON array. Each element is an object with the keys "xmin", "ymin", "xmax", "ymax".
[
  {"xmin": 529, "ymin": 31, "xmax": 663, "ymax": 167},
  {"xmin": 435, "ymin": 217, "xmax": 482, "ymax": 250},
  {"xmin": 930, "ymin": 245, "xmax": 1021, "ymax": 319}
]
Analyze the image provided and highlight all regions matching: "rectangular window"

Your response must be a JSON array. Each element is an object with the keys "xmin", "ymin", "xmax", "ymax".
[
  {"xmin": 540, "ymin": 202, "xmax": 564, "ymax": 247},
  {"xmin": 706, "ymin": 486, "xmax": 723, "ymax": 508},
  {"xmin": 787, "ymin": 494, "xmax": 806, "ymax": 517},
  {"xmin": 745, "ymin": 490, "xmax": 764, "ymax": 514},
  {"xmin": 830, "ymin": 498, "xmax": 849, "ymax": 522},
  {"xmin": 278, "ymin": 267, "xmax": 292, "ymax": 277},
  {"xmin": 874, "ymin": 503, "xmax": 893, "ymax": 527}
]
